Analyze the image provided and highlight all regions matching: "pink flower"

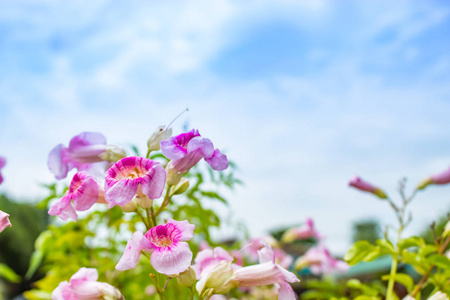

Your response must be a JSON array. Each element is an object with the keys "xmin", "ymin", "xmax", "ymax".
[
  {"xmin": 48, "ymin": 132, "xmax": 107, "ymax": 180},
  {"xmin": 0, "ymin": 156, "xmax": 5, "ymax": 185},
  {"xmin": 282, "ymin": 218, "xmax": 322, "ymax": 243},
  {"xmin": 0, "ymin": 210, "xmax": 11, "ymax": 233},
  {"xmin": 193, "ymin": 247, "xmax": 237, "ymax": 279},
  {"xmin": 48, "ymin": 172, "xmax": 101, "ymax": 222},
  {"xmin": 232, "ymin": 242, "xmax": 299, "ymax": 299},
  {"xmin": 104, "ymin": 156, "xmax": 166, "ymax": 208},
  {"xmin": 116, "ymin": 219, "xmax": 195, "ymax": 275},
  {"xmin": 52, "ymin": 267, "xmax": 123, "ymax": 300},
  {"xmin": 418, "ymin": 167, "xmax": 450, "ymax": 190},
  {"xmin": 244, "ymin": 236, "xmax": 279, "ymax": 262},
  {"xmin": 348, "ymin": 176, "xmax": 387, "ymax": 199},
  {"xmin": 196, "ymin": 242, "xmax": 299, "ymax": 299},
  {"xmin": 161, "ymin": 129, "xmax": 228, "ymax": 175},
  {"xmin": 294, "ymin": 245, "xmax": 349, "ymax": 275}
]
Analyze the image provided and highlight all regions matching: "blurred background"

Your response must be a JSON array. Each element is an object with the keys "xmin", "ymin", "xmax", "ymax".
[{"xmin": 1, "ymin": 0, "xmax": 450, "ymax": 259}]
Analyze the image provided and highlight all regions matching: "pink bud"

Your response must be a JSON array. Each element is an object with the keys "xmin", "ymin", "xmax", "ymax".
[
  {"xmin": 348, "ymin": 176, "xmax": 387, "ymax": 199},
  {"xmin": 0, "ymin": 210, "xmax": 11, "ymax": 233},
  {"xmin": 417, "ymin": 167, "xmax": 450, "ymax": 190}
]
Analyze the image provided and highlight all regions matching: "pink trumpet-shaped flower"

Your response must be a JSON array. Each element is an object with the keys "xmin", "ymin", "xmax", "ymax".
[
  {"xmin": 294, "ymin": 245, "xmax": 349, "ymax": 275},
  {"xmin": 48, "ymin": 132, "xmax": 108, "ymax": 180},
  {"xmin": 161, "ymin": 129, "xmax": 228, "ymax": 175},
  {"xmin": 348, "ymin": 176, "xmax": 387, "ymax": 199},
  {"xmin": 282, "ymin": 218, "xmax": 322, "ymax": 243},
  {"xmin": 104, "ymin": 156, "xmax": 166, "ymax": 208},
  {"xmin": 48, "ymin": 171, "xmax": 101, "ymax": 222},
  {"xmin": 418, "ymin": 167, "xmax": 450, "ymax": 190},
  {"xmin": 52, "ymin": 267, "xmax": 123, "ymax": 300},
  {"xmin": 0, "ymin": 156, "xmax": 6, "ymax": 185},
  {"xmin": 116, "ymin": 219, "xmax": 195, "ymax": 275},
  {"xmin": 0, "ymin": 210, "xmax": 11, "ymax": 233},
  {"xmin": 193, "ymin": 247, "xmax": 238, "ymax": 279},
  {"xmin": 232, "ymin": 242, "xmax": 299, "ymax": 299}
]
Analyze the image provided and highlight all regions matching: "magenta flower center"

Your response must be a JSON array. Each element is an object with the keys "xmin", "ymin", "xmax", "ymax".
[
  {"xmin": 145, "ymin": 223, "xmax": 181, "ymax": 249},
  {"xmin": 153, "ymin": 236, "xmax": 173, "ymax": 247}
]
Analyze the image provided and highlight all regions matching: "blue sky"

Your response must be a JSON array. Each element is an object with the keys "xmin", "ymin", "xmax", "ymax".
[{"xmin": 1, "ymin": 0, "xmax": 450, "ymax": 253}]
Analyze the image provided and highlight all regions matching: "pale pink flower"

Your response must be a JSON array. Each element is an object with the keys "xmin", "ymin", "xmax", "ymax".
[
  {"xmin": 294, "ymin": 245, "xmax": 349, "ymax": 275},
  {"xmin": 116, "ymin": 219, "xmax": 195, "ymax": 275},
  {"xmin": 193, "ymin": 247, "xmax": 238, "ymax": 279},
  {"xmin": 0, "ymin": 210, "xmax": 11, "ymax": 233},
  {"xmin": 52, "ymin": 267, "xmax": 123, "ymax": 300},
  {"xmin": 244, "ymin": 235, "xmax": 279, "ymax": 262},
  {"xmin": 232, "ymin": 242, "xmax": 299, "ymax": 299},
  {"xmin": 48, "ymin": 172, "xmax": 101, "ymax": 222},
  {"xmin": 161, "ymin": 129, "xmax": 228, "ymax": 174},
  {"xmin": 282, "ymin": 218, "xmax": 322, "ymax": 243},
  {"xmin": 348, "ymin": 176, "xmax": 387, "ymax": 199},
  {"xmin": 104, "ymin": 156, "xmax": 166, "ymax": 208},
  {"xmin": 197, "ymin": 242, "xmax": 299, "ymax": 298},
  {"xmin": 0, "ymin": 156, "xmax": 5, "ymax": 185}
]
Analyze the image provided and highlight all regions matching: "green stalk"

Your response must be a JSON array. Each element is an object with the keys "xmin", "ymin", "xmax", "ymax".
[{"xmin": 386, "ymin": 256, "xmax": 398, "ymax": 300}]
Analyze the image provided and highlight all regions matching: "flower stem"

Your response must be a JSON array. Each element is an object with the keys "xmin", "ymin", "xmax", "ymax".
[
  {"xmin": 154, "ymin": 185, "xmax": 173, "ymax": 218},
  {"xmin": 386, "ymin": 256, "xmax": 398, "ymax": 300}
]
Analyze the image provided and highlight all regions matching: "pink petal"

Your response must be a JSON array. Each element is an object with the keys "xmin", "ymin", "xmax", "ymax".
[
  {"xmin": 140, "ymin": 164, "xmax": 166, "ymax": 199},
  {"xmin": 205, "ymin": 149, "xmax": 228, "ymax": 171},
  {"xmin": 68, "ymin": 132, "xmax": 106, "ymax": 151},
  {"xmin": 72, "ymin": 175, "xmax": 99, "ymax": 211},
  {"xmin": 48, "ymin": 195, "xmax": 77, "ymax": 221},
  {"xmin": 258, "ymin": 242, "xmax": 275, "ymax": 264},
  {"xmin": 278, "ymin": 265, "xmax": 300, "ymax": 283},
  {"xmin": 48, "ymin": 144, "xmax": 69, "ymax": 180},
  {"xmin": 0, "ymin": 210, "xmax": 12, "ymax": 233},
  {"xmin": 151, "ymin": 241, "xmax": 193, "ymax": 275},
  {"xmin": 70, "ymin": 267, "xmax": 98, "ymax": 282},
  {"xmin": 52, "ymin": 281, "xmax": 69, "ymax": 300},
  {"xmin": 187, "ymin": 136, "xmax": 214, "ymax": 158},
  {"xmin": 277, "ymin": 281, "xmax": 297, "ymax": 300},
  {"xmin": 0, "ymin": 156, "xmax": 6, "ymax": 169},
  {"xmin": 105, "ymin": 179, "xmax": 139, "ymax": 208},
  {"xmin": 348, "ymin": 176, "xmax": 378, "ymax": 193},
  {"xmin": 116, "ymin": 232, "xmax": 152, "ymax": 271},
  {"xmin": 168, "ymin": 218, "xmax": 195, "ymax": 241},
  {"xmin": 161, "ymin": 129, "xmax": 200, "ymax": 160}
]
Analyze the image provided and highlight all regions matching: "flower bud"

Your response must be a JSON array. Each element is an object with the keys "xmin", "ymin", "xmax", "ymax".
[
  {"xmin": 293, "ymin": 256, "xmax": 309, "ymax": 271},
  {"xmin": 196, "ymin": 261, "xmax": 236, "ymax": 295},
  {"xmin": 135, "ymin": 194, "xmax": 153, "ymax": 209},
  {"xmin": 443, "ymin": 220, "xmax": 450, "ymax": 238},
  {"xmin": 171, "ymin": 178, "xmax": 190, "ymax": 195},
  {"xmin": 120, "ymin": 198, "xmax": 138, "ymax": 213},
  {"xmin": 418, "ymin": 167, "xmax": 450, "ymax": 190},
  {"xmin": 176, "ymin": 266, "xmax": 197, "ymax": 287},
  {"xmin": 99, "ymin": 145, "xmax": 127, "ymax": 162},
  {"xmin": 166, "ymin": 161, "xmax": 183, "ymax": 186},
  {"xmin": 147, "ymin": 126, "xmax": 172, "ymax": 153},
  {"xmin": 348, "ymin": 176, "xmax": 387, "ymax": 199}
]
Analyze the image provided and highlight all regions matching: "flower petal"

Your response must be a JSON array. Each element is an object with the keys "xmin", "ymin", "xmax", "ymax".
[
  {"xmin": 68, "ymin": 132, "xmax": 106, "ymax": 151},
  {"xmin": 151, "ymin": 241, "xmax": 193, "ymax": 275},
  {"xmin": 72, "ymin": 175, "xmax": 99, "ymax": 211},
  {"xmin": 48, "ymin": 144, "xmax": 69, "ymax": 180},
  {"xmin": 161, "ymin": 129, "xmax": 199, "ymax": 160},
  {"xmin": 116, "ymin": 231, "xmax": 152, "ymax": 271},
  {"xmin": 49, "ymin": 195, "xmax": 77, "ymax": 221},
  {"xmin": 277, "ymin": 281, "xmax": 297, "ymax": 300},
  {"xmin": 205, "ymin": 149, "xmax": 228, "ymax": 171},
  {"xmin": 168, "ymin": 218, "xmax": 195, "ymax": 242},
  {"xmin": 140, "ymin": 164, "xmax": 166, "ymax": 199},
  {"xmin": 0, "ymin": 210, "xmax": 11, "ymax": 233},
  {"xmin": 105, "ymin": 179, "xmax": 138, "ymax": 208},
  {"xmin": 70, "ymin": 267, "xmax": 98, "ymax": 282},
  {"xmin": 187, "ymin": 136, "xmax": 214, "ymax": 158}
]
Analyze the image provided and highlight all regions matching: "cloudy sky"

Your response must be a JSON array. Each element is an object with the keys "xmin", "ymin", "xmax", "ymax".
[{"xmin": 1, "ymin": 0, "xmax": 450, "ymax": 253}]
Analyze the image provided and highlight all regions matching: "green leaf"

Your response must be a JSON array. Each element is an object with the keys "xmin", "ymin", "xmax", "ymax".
[
  {"xmin": 381, "ymin": 273, "xmax": 414, "ymax": 291},
  {"xmin": 376, "ymin": 239, "xmax": 396, "ymax": 255},
  {"xmin": 427, "ymin": 254, "xmax": 450, "ymax": 270},
  {"xmin": 344, "ymin": 241, "xmax": 377, "ymax": 265},
  {"xmin": 0, "ymin": 263, "xmax": 21, "ymax": 283},
  {"xmin": 398, "ymin": 236, "xmax": 425, "ymax": 251}
]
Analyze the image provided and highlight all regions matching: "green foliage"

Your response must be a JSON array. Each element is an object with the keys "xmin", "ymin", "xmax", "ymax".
[{"xmin": 352, "ymin": 220, "xmax": 382, "ymax": 245}]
